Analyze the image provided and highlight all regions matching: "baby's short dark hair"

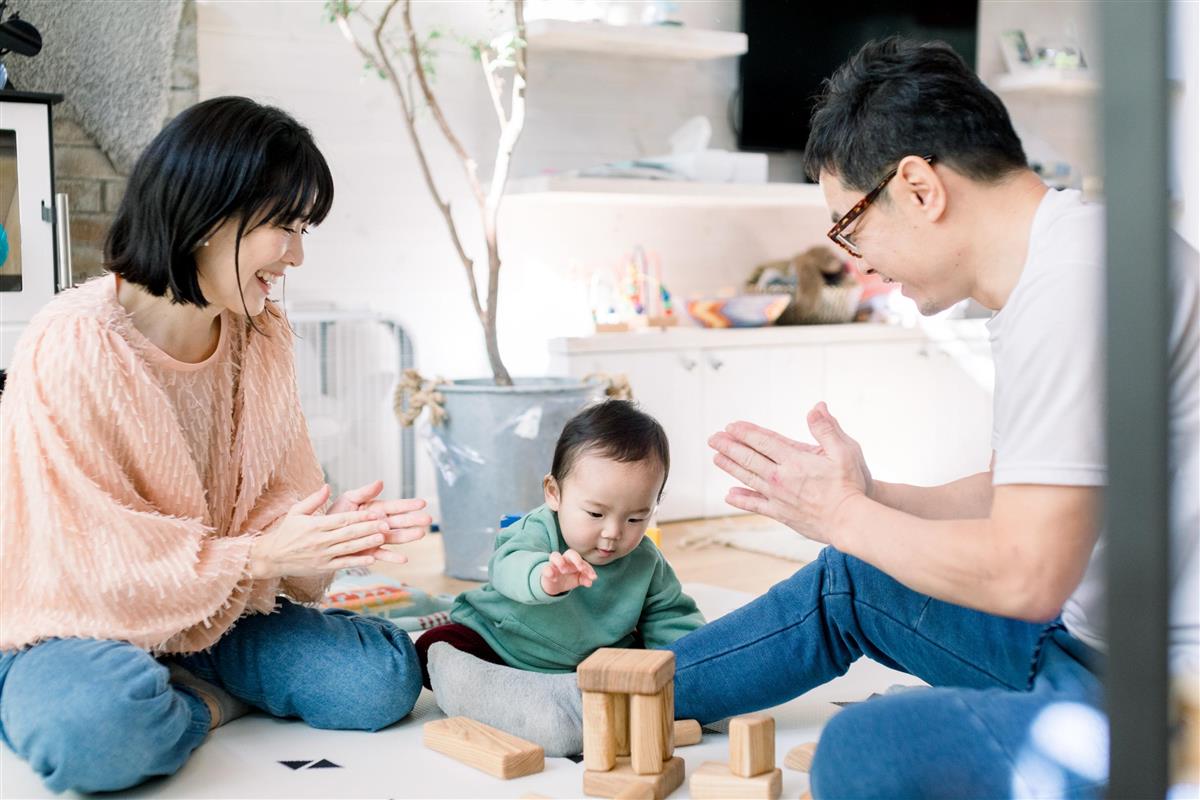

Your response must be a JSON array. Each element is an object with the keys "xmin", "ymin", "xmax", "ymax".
[{"xmin": 550, "ymin": 400, "xmax": 670, "ymax": 498}]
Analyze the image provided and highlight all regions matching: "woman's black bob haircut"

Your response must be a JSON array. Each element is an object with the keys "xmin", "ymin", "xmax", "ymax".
[{"xmin": 104, "ymin": 96, "xmax": 333, "ymax": 309}]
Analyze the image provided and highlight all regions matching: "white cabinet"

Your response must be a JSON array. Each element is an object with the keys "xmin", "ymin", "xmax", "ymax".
[{"xmin": 550, "ymin": 323, "xmax": 993, "ymax": 521}]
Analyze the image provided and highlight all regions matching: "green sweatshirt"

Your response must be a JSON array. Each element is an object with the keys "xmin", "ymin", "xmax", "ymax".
[{"xmin": 450, "ymin": 504, "xmax": 705, "ymax": 673}]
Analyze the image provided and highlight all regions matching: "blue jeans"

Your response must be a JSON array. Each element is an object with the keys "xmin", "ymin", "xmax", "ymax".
[
  {"xmin": 0, "ymin": 599, "xmax": 422, "ymax": 794},
  {"xmin": 669, "ymin": 547, "xmax": 1107, "ymax": 799}
]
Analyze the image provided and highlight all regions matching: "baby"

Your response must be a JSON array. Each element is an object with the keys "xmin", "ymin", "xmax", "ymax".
[{"xmin": 416, "ymin": 399, "xmax": 704, "ymax": 683}]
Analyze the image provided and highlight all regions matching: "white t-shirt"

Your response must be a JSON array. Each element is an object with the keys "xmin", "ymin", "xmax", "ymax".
[{"xmin": 988, "ymin": 188, "xmax": 1199, "ymax": 672}]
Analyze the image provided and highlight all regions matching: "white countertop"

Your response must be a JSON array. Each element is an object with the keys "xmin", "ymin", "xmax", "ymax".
[{"xmin": 549, "ymin": 319, "xmax": 991, "ymax": 354}]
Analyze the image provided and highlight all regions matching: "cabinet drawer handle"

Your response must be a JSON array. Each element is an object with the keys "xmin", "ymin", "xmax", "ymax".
[
  {"xmin": 707, "ymin": 355, "xmax": 723, "ymax": 371},
  {"xmin": 679, "ymin": 356, "xmax": 697, "ymax": 371}
]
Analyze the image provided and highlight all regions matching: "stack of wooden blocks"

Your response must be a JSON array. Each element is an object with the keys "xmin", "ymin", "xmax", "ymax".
[
  {"xmin": 578, "ymin": 648, "xmax": 685, "ymax": 800},
  {"xmin": 690, "ymin": 714, "xmax": 783, "ymax": 799}
]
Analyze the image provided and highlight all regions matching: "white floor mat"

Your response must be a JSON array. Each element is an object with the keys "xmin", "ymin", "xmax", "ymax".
[
  {"xmin": 680, "ymin": 518, "xmax": 828, "ymax": 563},
  {"xmin": 0, "ymin": 583, "xmax": 923, "ymax": 798}
]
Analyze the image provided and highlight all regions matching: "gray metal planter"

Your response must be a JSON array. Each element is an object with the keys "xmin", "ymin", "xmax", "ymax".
[{"xmin": 427, "ymin": 377, "xmax": 600, "ymax": 580}]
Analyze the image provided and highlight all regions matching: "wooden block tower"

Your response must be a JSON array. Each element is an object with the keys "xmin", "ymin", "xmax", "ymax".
[
  {"xmin": 689, "ymin": 714, "xmax": 783, "ymax": 799},
  {"xmin": 578, "ymin": 648, "xmax": 685, "ymax": 800}
]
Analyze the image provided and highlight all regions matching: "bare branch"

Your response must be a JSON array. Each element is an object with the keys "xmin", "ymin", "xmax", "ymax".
[
  {"xmin": 401, "ymin": 0, "xmax": 487, "ymax": 212},
  {"xmin": 479, "ymin": 51, "xmax": 507, "ymax": 128}
]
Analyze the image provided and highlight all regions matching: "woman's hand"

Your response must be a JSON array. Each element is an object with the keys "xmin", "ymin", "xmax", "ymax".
[
  {"xmin": 540, "ymin": 549, "xmax": 597, "ymax": 596},
  {"xmin": 249, "ymin": 485, "xmax": 393, "ymax": 579},
  {"xmin": 707, "ymin": 402, "xmax": 872, "ymax": 545},
  {"xmin": 327, "ymin": 479, "xmax": 431, "ymax": 565}
]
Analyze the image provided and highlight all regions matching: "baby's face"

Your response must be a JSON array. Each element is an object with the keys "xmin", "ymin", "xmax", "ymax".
[{"xmin": 546, "ymin": 452, "xmax": 664, "ymax": 566}]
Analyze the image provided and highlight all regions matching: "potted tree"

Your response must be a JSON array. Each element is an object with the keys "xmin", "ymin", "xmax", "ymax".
[{"xmin": 330, "ymin": 0, "xmax": 601, "ymax": 579}]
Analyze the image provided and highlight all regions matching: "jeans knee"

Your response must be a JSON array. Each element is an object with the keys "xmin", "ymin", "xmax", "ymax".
[
  {"xmin": 317, "ymin": 623, "xmax": 423, "ymax": 731},
  {"xmin": 2, "ymin": 640, "xmax": 194, "ymax": 793}
]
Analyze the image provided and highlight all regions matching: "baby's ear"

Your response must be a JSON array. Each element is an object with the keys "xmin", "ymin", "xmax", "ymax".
[{"xmin": 543, "ymin": 474, "xmax": 561, "ymax": 511}]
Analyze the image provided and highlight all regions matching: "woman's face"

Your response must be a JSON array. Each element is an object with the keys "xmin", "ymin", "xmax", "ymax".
[{"xmin": 193, "ymin": 216, "xmax": 306, "ymax": 317}]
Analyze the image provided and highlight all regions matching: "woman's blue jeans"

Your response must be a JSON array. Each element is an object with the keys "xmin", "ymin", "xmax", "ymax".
[
  {"xmin": 0, "ymin": 599, "xmax": 422, "ymax": 794},
  {"xmin": 668, "ymin": 547, "xmax": 1107, "ymax": 799}
]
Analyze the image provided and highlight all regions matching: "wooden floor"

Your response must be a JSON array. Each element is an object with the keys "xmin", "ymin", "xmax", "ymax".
[{"xmin": 374, "ymin": 514, "xmax": 803, "ymax": 598}]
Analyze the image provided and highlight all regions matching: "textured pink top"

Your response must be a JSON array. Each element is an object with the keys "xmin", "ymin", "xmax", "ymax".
[{"xmin": 0, "ymin": 275, "xmax": 329, "ymax": 654}]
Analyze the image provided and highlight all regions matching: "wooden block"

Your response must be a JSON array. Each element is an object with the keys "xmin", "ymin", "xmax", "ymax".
[
  {"xmin": 784, "ymin": 742, "xmax": 817, "ymax": 772},
  {"xmin": 613, "ymin": 782, "xmax": 656, "ymax": 799},
  {"xmin": 583, "ymin": 756, "xmax": 684, "ymax": 800},
  {"xmin": 689, "ymin": 761, "xmax": 782, "ymax": 799},
  {"xmin": 423, "ymin": 717, "xmax": 544, "ymax": 779},
  {"xmin": 578, "ymin": 648, "xmax": 675, "ymax": 695},
  {"xmin": 583, "ymin": 691, "xmax": 617, "ymax": 771},
  {"xmin": 800, "ymin": 792, "xmax": 813, "ymax": 800},
  {"xmin": 729, "ymin": 714, "xmax": 775, "ymax": 778},
  {"xmin": 660, "ymin": 683, "xmax": 674, "ymax": 759},
  {"xmin": 674, "ymin": 719, "xmax": 702, "ymax": 747},
  {"xmin": 614, "ymin": 692, "xmax": 630, "ymax": 756},
  {"xmin": 630, "ymin": 690, "xmax": 667, "ymax": 775}
]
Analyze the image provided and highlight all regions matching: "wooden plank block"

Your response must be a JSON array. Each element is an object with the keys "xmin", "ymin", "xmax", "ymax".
[
  {"xmin": 583, "ymin": 691, "xmax": 617, "ymax": 771},
  {"xmin": 674, "ymin": 719, "xmax": 702, "ymax": 747},
  {"xmin": 660, "ymin": 682, "xmax": 674, "ymax": 759},
  {"xmin": 613, "ymin": 782, "xmax": 656, "ymax": 799},
  {"xmin": 423, "ymin": 717, "xmax": 544, "ymax": 779},
  {"xmin": 578, "ymin": 648, "xmax": 675, "ymax": 694},
  {"xmin": 614, "ymin": 692, "xmax": 630, "ymax": 756},
  {"xmin": 784, "ymin": 741, "xmax": 817, "ymax": 772},
  {"xmin": 729, "ymin": 714, "xmax": 775, "ymax": 778},
  {"xmin": 629, "ymin": 691, "xmax": 667, "ymax": 775},
  {"xmin": 689, "ymin": 761, "xmax": 782, "ymax": 799},
  {"xmin": 583, "ymin": 756, "xmax": 684, "ymax": 800}
]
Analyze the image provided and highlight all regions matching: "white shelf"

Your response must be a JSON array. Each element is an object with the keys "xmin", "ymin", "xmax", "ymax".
[
  {"xmin": 992, "ymin": 70, "xmax": 1098, "ymax": 97},
  {"xmin": 524, "ymin": 19, "xmax": 747, "ymax": 60},
  {"xmin": 503, "ymin": 176, "xmax": 826, "ymax": 207}
]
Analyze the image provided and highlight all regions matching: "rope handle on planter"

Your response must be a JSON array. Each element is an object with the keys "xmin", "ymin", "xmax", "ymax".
[
  {"xmin": 584, "ymin": 372, "xmax": 634, "ymax": 401},
  {"xmin": 393, "ymin": 369, "xmax": 448, "ymax": 428}
]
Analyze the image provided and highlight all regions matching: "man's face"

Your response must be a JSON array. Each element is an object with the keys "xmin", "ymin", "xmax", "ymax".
[{"xmin": 820, "ymin": 167, "xmax": 965, "ymax": 316}]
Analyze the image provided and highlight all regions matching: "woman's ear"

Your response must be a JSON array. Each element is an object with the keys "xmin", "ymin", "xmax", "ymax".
[{"xmin": 543, "ymin": 474, "xmax": 561, "ymax": 511}]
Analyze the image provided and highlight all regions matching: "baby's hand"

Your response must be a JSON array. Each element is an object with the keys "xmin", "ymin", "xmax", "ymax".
[{"xmin": 541, "ymin": 550, "xmax": 598, "ymax": 596}]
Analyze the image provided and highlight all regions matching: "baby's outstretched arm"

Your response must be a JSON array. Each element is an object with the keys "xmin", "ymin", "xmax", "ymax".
[{"xmin": 540, "ymin": 549, "xmax": 597, "ymax": 596}]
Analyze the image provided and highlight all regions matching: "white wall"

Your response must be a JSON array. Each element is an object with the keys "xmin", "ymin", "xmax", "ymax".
[{"xmin": 196, "ymin": 0, "xmax": 831, "ymax": 508}]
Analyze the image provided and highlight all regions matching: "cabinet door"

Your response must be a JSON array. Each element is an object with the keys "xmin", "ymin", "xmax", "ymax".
[
  {"xmin": 700, "ymin": 345, "xmax": 826, "ymax": 518},
  {"xmin": 561, "ymin": 349, "xmax": 706, "ymax": 522},
  {"xmin": 824, "ymin": 339, "xmax": 993, "ymax": 487}
]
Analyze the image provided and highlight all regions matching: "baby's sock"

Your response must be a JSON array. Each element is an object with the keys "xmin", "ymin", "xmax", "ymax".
[{"xmin": 427, "ymin": 642, "xmax": 584, "ymax": 757}]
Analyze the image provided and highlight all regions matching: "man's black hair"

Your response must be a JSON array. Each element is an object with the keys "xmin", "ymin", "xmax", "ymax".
[{"xmin": 804, "ymin": 37, "xmax": 1028, "ymax": 192}]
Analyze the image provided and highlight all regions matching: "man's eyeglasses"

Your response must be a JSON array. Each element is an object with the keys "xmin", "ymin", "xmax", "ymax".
[{"xmin": 826, "ymin": 155, "xmax": 936, "ymax": 259}]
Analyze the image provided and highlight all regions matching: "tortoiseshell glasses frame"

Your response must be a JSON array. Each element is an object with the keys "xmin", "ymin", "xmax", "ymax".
[{"xmin": 826, "ymin": 155, "xmax": 936, "ymax": 258}]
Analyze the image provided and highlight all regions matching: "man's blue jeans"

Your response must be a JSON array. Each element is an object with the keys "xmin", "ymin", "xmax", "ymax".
[
  {"xmin": 669, "ymin": 547, "xmax": 1107, "ymax": 799},
  {"xmin": 0, "ymin": 599, "xmax": 423, "ymax": 794}
]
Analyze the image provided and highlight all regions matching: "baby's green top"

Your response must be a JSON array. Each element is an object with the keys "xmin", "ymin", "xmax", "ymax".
[{"xmin": 450, "ymin": 504, "xmax": 705, "ymax": 673}]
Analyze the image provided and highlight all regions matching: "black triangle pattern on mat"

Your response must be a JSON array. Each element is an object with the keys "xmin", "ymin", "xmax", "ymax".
[
  {"xmin": 307, "ymin": 759, "xmax": 342, "ymax": 769},
  {"xmin": 279, "ymin": 760, "xmax": 312, "ymax": 770}
]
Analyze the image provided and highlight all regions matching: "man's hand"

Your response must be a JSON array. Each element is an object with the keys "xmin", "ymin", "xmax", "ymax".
[
  {"xmin": 541, "ymin": 550, "xmax": 597, "ymax": 596},
  {"xmin": 708, "ymin": 402, "xmax": 872, "ymax": 544},
  {"xmin": 327, "ymin": 479, "xmax": 432, "ymax": 565}
]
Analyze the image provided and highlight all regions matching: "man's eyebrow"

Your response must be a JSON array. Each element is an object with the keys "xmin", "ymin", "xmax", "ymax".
[{"xmin": 830, "ymin": 210, "xmax": 842, "ymax": 223}]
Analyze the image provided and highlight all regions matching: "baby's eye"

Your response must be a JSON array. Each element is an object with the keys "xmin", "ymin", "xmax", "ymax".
[
  {"xmin": 587, "ymin": 511, "xmax": 603, "ymax": 519},
  {"xmin": 628, "ymin": 518, "xmax": 644, "ymax": 524}
]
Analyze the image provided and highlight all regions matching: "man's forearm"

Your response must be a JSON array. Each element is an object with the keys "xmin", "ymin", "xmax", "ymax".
[{"xmin": 871, "ymin": 471, "xmax": 993, "ymax": 520}]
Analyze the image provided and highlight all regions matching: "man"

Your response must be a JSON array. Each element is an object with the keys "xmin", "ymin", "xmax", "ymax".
[{"xmin": 425, "ymin": 38, "xmax": 1198, "ymax": 798}]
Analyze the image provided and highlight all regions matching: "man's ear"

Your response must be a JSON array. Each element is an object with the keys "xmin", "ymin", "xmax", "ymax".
[
  {"xmin": 896, "ymin": 154, "xmax": 947, "ymax": 223},
  {"xmin": 543, "ymin": 474, "xmax": 561, "ymax": 511}
]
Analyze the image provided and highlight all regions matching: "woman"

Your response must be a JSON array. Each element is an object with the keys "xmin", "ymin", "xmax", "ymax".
[{"xmin": 0, "ymin": 97, "xmax": 430, "ymax": 794}]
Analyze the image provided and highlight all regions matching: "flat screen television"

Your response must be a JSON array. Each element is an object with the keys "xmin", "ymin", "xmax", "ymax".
[{"xmin": 737, "ymin": 2, "xmax": 978, "ymax": 158}]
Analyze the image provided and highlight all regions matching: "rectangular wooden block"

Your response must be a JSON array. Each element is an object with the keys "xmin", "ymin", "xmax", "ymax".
[
  {"xmin": 674, "ymin": 719, "xmax": 702, "ymax": 747},
  {"xmin": 630, "ymin": 690, "xmax": 667, "ymax": 775},
  {"xmin": 689, "ymin": 761, "xmax": 782, "ymax": 799},
  {"xmin": 423, "ymin": 717, "xmax": 544, "ymax": 779},
  {"xmin": 578, "ymin": 648, "xmax": 675, "ymax": 695},
  {"xmin": 729, "ymin": 714, "xmax": 775, "ymax": 778},
  {"xmin": 660, "ymin": 681, "xmax": 674, "ymax": 758},
  {"xmin": 583, "ymin": 756, "xmax": 685, "ymax": 800},
  {"xmin": 583, "ymin": 691, "xmax": 617, "ymax": 771}
]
